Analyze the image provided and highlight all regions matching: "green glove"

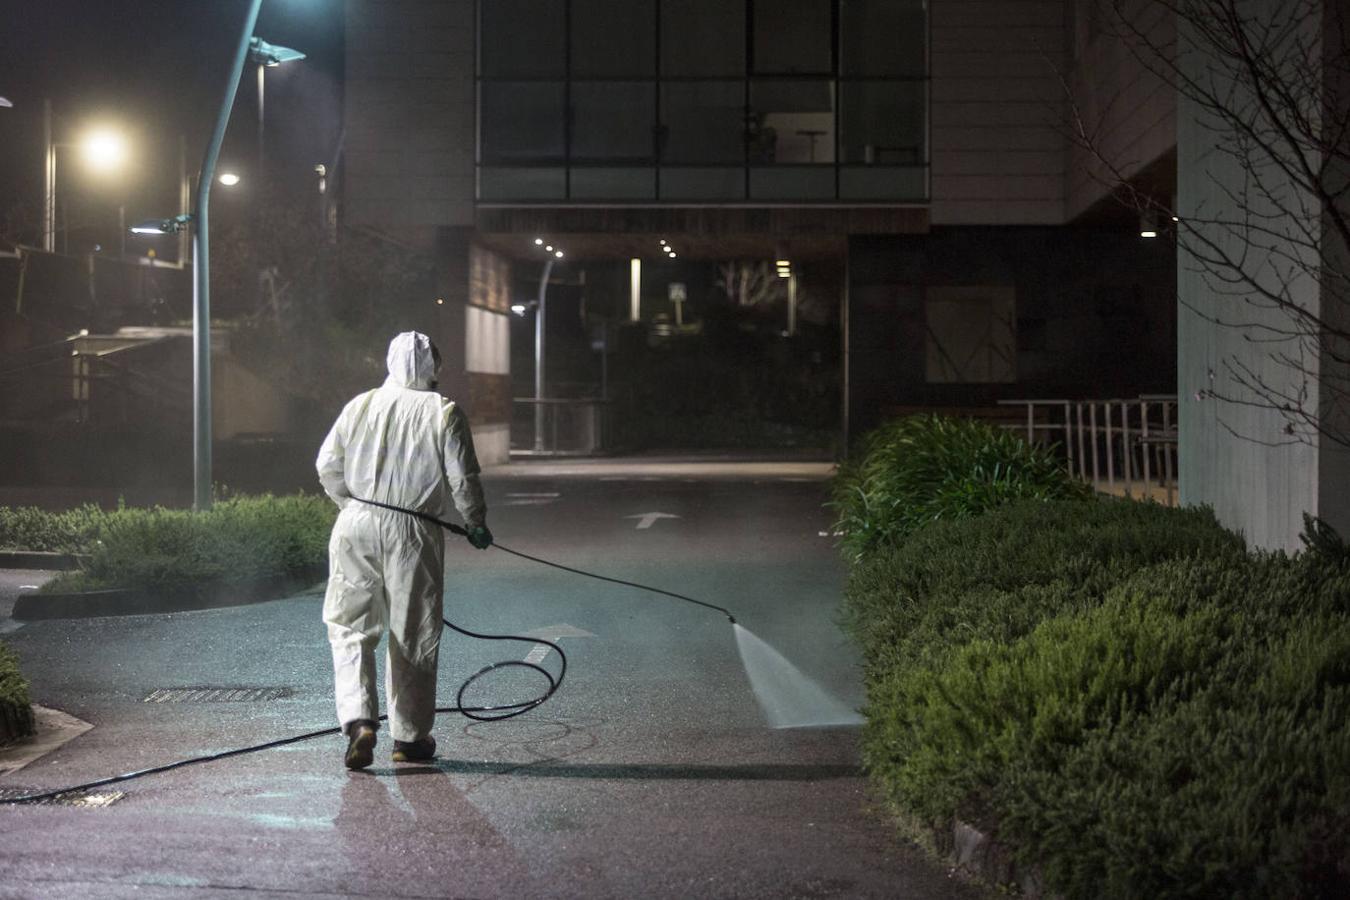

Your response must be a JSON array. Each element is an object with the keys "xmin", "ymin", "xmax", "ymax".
[{"xmin": 467, "ymin": 525, "xmax": 493, "ymax": 550}]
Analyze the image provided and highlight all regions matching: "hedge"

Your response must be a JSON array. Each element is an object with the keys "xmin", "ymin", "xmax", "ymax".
[
  {"xmin": 844, "ymin": 499, "xmax": 1350, "ymax": 898},
  {"xmin": 0, "ymin": 494, "xmax": 337, "ymax": 595},
  {"xmin": 0, "ymin": 641, "xmax": 35, "ymax": 745}
]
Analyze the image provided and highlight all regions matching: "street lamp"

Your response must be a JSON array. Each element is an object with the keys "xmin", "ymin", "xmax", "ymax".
[
  {"xmin": 249, "ymin": 37, "xmax": 306, "ymax": 179},
  {"xmin": 127, "ymin": 12, "xmax": 295, "ymax": 509},
  {"xmin": 42, "ymin": 102, "xmax": 130, "ymax": 253},
  {"xmin": 530, "ymin": 238, "xmax": 565, "ymax": 452},
  {"xmin": 186, "ymin": 5, "xmax": 276, "ymax": 510}
]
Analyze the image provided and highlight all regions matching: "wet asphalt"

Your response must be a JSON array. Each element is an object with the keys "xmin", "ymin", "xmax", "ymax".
[{"xmin": 0, "ymin": 467, "xmax": 991, "ymax": 899}]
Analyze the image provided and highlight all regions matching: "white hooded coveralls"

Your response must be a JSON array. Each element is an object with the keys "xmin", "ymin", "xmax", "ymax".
[{"xmin": 316, "ymin": 332, "xmax": 487, "ymax": 742}]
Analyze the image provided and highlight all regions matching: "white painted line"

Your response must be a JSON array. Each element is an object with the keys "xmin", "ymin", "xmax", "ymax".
[
  {"xmin": 520, "ymin": 623, "xmax": 595, "ymax": 666},
  {"xmin": 502, "ymin": 498, "xmax": 557, "ymax": 506},
  {"xmin": 506, "ymin": 492, "xmax": 561, "ymax": 498},
  {"xmin": 817, "ymin": 531, "xmax": 845, "ymax": 537},
  {"xmin": 625, "ymin": 512, "xmax": 680, "ymax": 530}
]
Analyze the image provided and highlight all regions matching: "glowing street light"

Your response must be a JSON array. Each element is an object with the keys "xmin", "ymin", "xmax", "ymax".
[
  {"xmin": 217, "ymin": 172, "xmax": 241, "ymax": 186},
  {"xmin": 0, "ymin": 97, "xmax": 12, "ymax": 108},
  {"xmin": 80, "ymin": 128, "xmax": 127, "ymax": 172},
  {"xmin": 42, "ymin": 102, "xmax": 131, "ymax": 253}
]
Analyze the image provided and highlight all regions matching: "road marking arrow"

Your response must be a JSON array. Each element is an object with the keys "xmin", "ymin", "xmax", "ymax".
[{"xmin": 625, "ymin": 512, "xmax": 681, "ymax": 530}]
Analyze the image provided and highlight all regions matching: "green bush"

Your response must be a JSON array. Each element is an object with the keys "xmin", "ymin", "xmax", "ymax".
[
  {"xmin": 27, "ymin": 494, "xmax": 336, "ymax": 595},
  {"xmin": 831, "ymin": 415, "xmax": 1089, "ymax": 560},
  {"xmin": 0, "ymin": 504, "xmax": 110, "ymax": 554},
  {"xmin": 0, "ymin": 641, "xmax": 35, "ymax": 744},
  {"xmin": 842, "ymin": 497, "xmax": 1244, "ymax": 673},
  {"xmin": 844, "ymin": 500, "xmax": 1350, "ymax": 899}
]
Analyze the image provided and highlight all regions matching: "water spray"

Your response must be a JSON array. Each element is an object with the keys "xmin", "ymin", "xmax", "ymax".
[{"xmin": 0, "ymin": 499, "xmax": 854, "ymax": 806}]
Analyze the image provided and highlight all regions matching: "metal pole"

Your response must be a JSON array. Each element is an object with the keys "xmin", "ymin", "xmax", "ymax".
[
  {"xmin": 787, "ymin": 271, "xmax": 798, "ymax": 336},
  {"xmin": 534, "ymin": 257, "xmax": 555, "ymax": 453},
  {"xmin": 193, "ymin": 0, "xmax": 265, "ymax": 511},
  {"xmin": 178, "ymin": 135, "xmax": 190, "ymax": 268},
  {"xmin": 256, "ymin": 63, "xmax": 267, "ymax": 178},
  {"xmin": 118, "ymin": 206, "xmax": 125, "ymax": 259},
  {"xmin": 43, "ymin": 99, "xmax": 55, "ymax": 253}
]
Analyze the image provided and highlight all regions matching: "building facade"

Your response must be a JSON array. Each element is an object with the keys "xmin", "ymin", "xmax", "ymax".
[{"xmin": 341, "ymin": 0, "xmax": 1344, "ymax": 548}]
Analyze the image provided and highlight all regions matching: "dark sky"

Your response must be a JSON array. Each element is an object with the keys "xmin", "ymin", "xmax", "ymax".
[{"xmin": 0, "ymin": 0, "xmax": 344, "ymax": 249}]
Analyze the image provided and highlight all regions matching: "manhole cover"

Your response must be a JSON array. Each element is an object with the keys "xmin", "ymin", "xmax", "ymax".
[
  {"xmin": 143, "ymin": 687, "xmax": 293, "ymax": 703},
  {"xmin": 0, "ymin": 787, "xmax": 127, "ymax": 808}
]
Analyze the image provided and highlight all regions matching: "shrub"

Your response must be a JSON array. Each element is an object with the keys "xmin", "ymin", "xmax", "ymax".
[
  {"xmin": 831, "ymin": 415, "xmax": 1089, "ymax": 561},
  {"xmin": 0, "ymin": 641, "xmax": 35, "ymax": 744},
  {"xmin": 31, "ymin": 494, "xmax": 336, "ymax": 595},
  {"xmin": 842, "ymin": 497, "xmax": 1244, "ymax": 673},
  {"xmin": 0, "ymin": 504, "xmax": 110, "ymax": 554},
  {"xmin": 845, "ymin": 500, "xmax": 1350, "ymax": 899}
]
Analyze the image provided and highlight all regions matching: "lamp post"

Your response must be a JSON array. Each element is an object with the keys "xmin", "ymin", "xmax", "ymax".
[
  {"xmin": 530, "ymin": 238, "xmax": 565, "ymax": 452},
  {"xmin": 250, "ymin": 37, "xmax": 306, "ymax": 180},
  {"xmin": 131, "ymin": 17, "xmax": 296, "ymax": 510},
  {"xmin": 189, "ymin": 5, "xmax": 302, "ymax": 510},
  {"xmin": 42, "ymin": 102, "xmax": 128, "ymax": 253}
]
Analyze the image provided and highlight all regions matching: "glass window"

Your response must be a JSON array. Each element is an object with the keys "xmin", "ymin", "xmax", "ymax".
[
  {"xmin": 479, "ymin": 167, "xmax": 567, "ymax": 201},
  {"xmin": 570, "ymin": 167, "xmax": 657, "ymax": 199},
  {"xmin": 750, "ymin": 165, "xmax": 835, "ymax": 199},
  {"xmin": 480, "ymin": 0, "xmax": 565, "ymax": 78},
  {"xmin": 480, "ymin": 82, "xmax": 566, "ymax": 163},
  {"xmin": 839, "ymin": 165, "xmax": 925, "ymax": 200},
  {"xmin": 570, "ymin": 82, "xmax": 656, "ymax": 161},
  {"xmin": 660, "ymin": 167, "xmax": 745, "ymax": 200},
  {"xmin": 660, "ymin": 82, "xmax": 745, "ymax": 163},
  {"xmin": 661, "ymin": 0, "xmax": 746, "ymax": 77},
  {"xmin": 748, "ymin": 80, "xmax": 835, "ymax": 163},
  {"xmin": 571, "ymin": 0, "xmax": 656, "ymax": 77},
  {"xmin": 840, "ymin": 80, "xmax": 924, "ymax": 164},
  {"xmin": 752, "ymin": 0, "xmax": 832, "ymax": 74},
  {"xmin": 841, "ymin": 0, "xmax": 926, "ymax": 77}
]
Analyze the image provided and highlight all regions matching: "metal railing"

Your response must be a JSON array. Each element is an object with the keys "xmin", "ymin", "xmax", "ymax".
[
  {"xmin": 511, "ymin": 398, "xmax": 612, "ymax": 457},
  {"xmin": 997, "ymin": 396, "xmax": 1179, "ymax": 504},
  {"xmin": 0, "ymin": 342, "xmax": 190, "ymax": 428}
]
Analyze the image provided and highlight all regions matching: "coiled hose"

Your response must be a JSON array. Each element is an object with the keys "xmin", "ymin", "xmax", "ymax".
[{"xmin": 0, "ymin": 498, "xmax": 735, "ymax": 805}]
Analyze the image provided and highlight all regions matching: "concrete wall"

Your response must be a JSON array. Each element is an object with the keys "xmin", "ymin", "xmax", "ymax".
[
  {"xmin": 929, "ymin": 0, "xmax": 1068, "ymax": 225},
  {"xmin": 1064, "ymin": 0, "xmax": 1176, "ymax": 219},
  {"xmin": 1176, "ymin": 0, "xmax": 1350, "ymax": 550},
  {"xmin": 465, "ymin": 243, "xmax": 513, "ymax": 463},
  {"xmin": 343, "ymin": 0, "xmax": 476, "ymax": 229}
]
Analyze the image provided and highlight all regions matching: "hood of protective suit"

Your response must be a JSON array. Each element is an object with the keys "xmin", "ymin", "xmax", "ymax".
[{"xmin": 384, "ymin": 331, "xmax": 440, "ymax": 391}]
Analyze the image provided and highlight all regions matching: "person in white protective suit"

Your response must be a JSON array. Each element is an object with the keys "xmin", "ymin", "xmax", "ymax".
[{"xmin": 316, "ymin": 331, "xmax": 492, "ymax": 770}]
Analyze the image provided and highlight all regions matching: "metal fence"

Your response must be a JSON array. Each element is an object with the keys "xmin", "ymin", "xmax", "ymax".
[
  {"xmin": 510, "ymin": 398, "xmax": 612, "ymax": 456},
  {"xmin": 996, "ymin": 396, "xmax": 1179, "ymax": 504}
]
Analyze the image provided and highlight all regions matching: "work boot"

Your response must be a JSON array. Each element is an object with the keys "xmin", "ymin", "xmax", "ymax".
[
  {"xmin": 391, "ymin": 735, "xmax": 436, "ymax": 763},
  {"xmin": 344, "ymin": 720, "xmax": 378, "ymax": 770}
]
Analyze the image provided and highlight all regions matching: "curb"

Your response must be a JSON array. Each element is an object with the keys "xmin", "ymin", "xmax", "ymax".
[
  {"xmin": 12, "ymin": 567, "xmax": 327, "ymax": 621},
  {"xmin": 0, "ymin": 551, "xmax": 88, "ymax": 571}
]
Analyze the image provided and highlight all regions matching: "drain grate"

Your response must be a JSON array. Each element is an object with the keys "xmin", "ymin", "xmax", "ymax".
[
  {"xmin": 143, "ymin": 686, "xmax": 293, "ymax": 703},
  {"xmin": 0, "ymin": 787, "xmax": 126, "ymax": 808}
]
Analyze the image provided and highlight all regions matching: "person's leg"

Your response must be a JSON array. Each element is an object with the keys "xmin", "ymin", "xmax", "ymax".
[
  {"xmin": 384, "ymin": 518, "xmax": 445, "ymax": 747},
  {"xmin": 323, "ymin": 508, "xmax": 388, "ymax": 734}
]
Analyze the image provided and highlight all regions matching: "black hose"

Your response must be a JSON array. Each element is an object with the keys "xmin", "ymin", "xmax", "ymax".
[{"xmin": 0, "ymin": 497, "xmax": 736, "ymax": 805}]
